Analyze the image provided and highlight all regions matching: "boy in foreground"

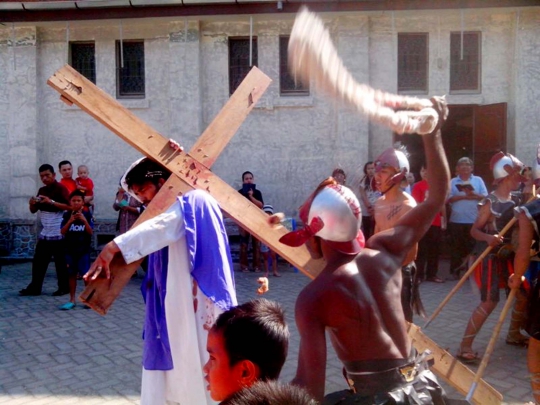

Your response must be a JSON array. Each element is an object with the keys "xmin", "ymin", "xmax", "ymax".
[{"xmin": 204, "ymin": 298, "xmax": 289, "ymax": 403}]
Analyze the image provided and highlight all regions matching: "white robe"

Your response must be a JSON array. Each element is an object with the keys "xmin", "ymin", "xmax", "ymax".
[{"xmin": 115, "ymin": 201, "xmax": 232, "ymax": 405}]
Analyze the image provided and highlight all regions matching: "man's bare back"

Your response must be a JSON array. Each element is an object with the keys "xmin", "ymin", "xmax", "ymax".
[{"xmin": 296, "ymin": 246, "xmax": 410, "ymax": 367}]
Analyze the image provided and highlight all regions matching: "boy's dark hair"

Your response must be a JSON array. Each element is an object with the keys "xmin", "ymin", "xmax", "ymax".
[
  {"xmin": 58, "ymin": 160, "xmax": 72, "ymax": 169},
  {"xmin": 242, "ymin": 171, "xmax": 254, "ymax": 182},
  {"xmin": 220, "ymin": 380, "xmax": 316, "ymax": 405},
  {"xmin": 125, "ymin": 158, "xmax": 171, "ymax": 189},
  {"xmin": 332, "ymin": 168, "xmax": 345, "ymax": 178},
  {"xmin": 69, "ymin": 189, "xmax": 85, "ymax": 200},
  {"xmin": 39, "ymin": 164, "xmax": 55, "ymax": 174},
  {"xmin": 212, "ymin": 298, "xmax": 289, "ymax": 381}
]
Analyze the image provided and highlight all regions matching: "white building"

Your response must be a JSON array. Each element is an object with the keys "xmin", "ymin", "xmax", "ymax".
[{"xmin": 1, "ymin": 0, "xmax": 539, "ymax": 256}]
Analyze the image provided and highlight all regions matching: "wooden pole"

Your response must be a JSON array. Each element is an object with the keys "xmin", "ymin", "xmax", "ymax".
[
  {"xmin": 465, "ymin": 288, "xmax": 517, "ymax": 403},
  {"xmin": 424, "ymin": 193, "xmax": 537, "ymax": 328},
  {"xmin": 407, "ymin": 323, "xmax": 502, "ymax": 405},
  {"xmin": 423, "ymin": 216, "xmax": 517, "ymax": 328}
]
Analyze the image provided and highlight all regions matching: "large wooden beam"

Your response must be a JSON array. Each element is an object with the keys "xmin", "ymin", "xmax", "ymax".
[
  {"xmin": 407, "ymin": 323, "xmax": 502, "ymax": 405},
  {"xmin": 48, "ymin": 65, "xmax": 325, "ymax": 314}
]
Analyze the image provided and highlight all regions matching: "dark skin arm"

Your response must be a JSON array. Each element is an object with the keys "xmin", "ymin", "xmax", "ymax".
[
  {"xmin": 37, "ymin": 195, "xmax": 72, "ymax": 211},
  {"xmin": 470, "ymin": 201, "xmax": 502, "ymax": 247},
  {"xmin": 509, "ymin": 211, "xmax": 534, "ymax": 289},
  {"xmin": 247, "ymin": 188, "xmax": 263, "ymax": 209},
  {"xmin": 447, "ymin": 188, "xmax": 483, "ymax": 203},
  {"xmin": 292, "ymin": 289, "xmax": 328, "ymax": 400},
  {"xmin": 369, "ymin": 97, "xmax": 450, "ymax": 260},
  {"xmin": 29, "ymin": 197, "xmax": 39, "ymax": 214}
]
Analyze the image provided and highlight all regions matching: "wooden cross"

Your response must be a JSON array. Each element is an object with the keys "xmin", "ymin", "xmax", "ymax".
[
  {"xmin": 47, "ymin": 65, "xmax": 501, "ymax": 405},
  {"xmin": 47, "ymin": 64, "xmax": 325, "ymax": 315}
]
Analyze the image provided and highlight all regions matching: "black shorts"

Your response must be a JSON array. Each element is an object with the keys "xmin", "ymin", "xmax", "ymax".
[{"xmin": 66, "ymin": 253, "xmax": 90, "ymax": 276}]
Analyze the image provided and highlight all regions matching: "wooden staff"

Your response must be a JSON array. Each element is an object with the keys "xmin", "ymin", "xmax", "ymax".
[
  {"xmin": 424, "ymin": 192, "xmax": 537, "ymax": 328},
  {"xmin": 465, "ymin": 288, "xmax": 518, "ymax": 403},
  {"xmin": 423, "ymin": 216, "xmax": 517, "ymax": 328}
]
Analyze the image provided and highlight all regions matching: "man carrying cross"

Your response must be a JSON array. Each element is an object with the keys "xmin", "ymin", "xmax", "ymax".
[
  {"xmin": 282, "ymin": 97, "xmax": 449, "ymax": 404},
  {"xmin": 84, "ymin": 157, "xmax": 237, "ymax": 405}
]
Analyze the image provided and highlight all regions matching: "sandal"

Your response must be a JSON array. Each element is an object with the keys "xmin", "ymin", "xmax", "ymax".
[
  {"xmin": 456, "ymin": 349, "xmax": 481, "ymax": 364},
  {"xmin": 505, "ymin": 337, "xmax": 529, "ymax": 347},
  {"xmin": 59, "ymin": 302, "xmax": 76, "ymax": 311}
]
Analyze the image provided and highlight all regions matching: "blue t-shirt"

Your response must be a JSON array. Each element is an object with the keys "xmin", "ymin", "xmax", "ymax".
[{"xmin": 449, "ymin": 175, "xmax": 488, "ymax": 224}]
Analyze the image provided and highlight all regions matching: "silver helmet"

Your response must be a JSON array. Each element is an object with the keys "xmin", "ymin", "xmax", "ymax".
[
  {"xmin": 374, "ymin": 147, "xmax": 410, "ymax": 185},
  {"xmin": 279, "ymin": 179, "xmax": 365, "ymax": 254},
  {"xmin": 490, "ymin": 151, "xmax": 525, "ymax": 184}
]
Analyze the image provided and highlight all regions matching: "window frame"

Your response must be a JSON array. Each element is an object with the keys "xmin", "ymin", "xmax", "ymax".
[
  {"xmin": 69, "ymin": 41, "xmax": 96, "ymax": 84},
  {"xmin": 449, "ymin": 31, "xmax": 482, "ymax": 94},
  {"xmin": 397, "ymin": 32, "xmax": 429, "ymax": 94},
  {"xmin": 115, "ymin": 39, "xmax": 145, "ymax": 99},
  {"xmin": 279, "ymin": 35, "xmax": 310, "ymax": 97},
  {"xmin": 228, "ymin": 37, "xmax": 258, "ymax": 96}
]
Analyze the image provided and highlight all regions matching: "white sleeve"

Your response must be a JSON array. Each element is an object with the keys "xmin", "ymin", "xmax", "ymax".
[{"xmin": 114, "ymin": 201, "xmax": 185, "ymax": 264}]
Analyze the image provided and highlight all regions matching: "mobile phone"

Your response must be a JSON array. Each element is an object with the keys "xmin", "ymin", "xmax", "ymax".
[{"xmin": 242, "ymin": 183, "xmax": 256, "ymax": 194}]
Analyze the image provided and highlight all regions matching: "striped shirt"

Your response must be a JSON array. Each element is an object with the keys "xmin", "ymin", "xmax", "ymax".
[{"xmin": 40, "ymin": 211, "xmax": 64, "ymax": 239}]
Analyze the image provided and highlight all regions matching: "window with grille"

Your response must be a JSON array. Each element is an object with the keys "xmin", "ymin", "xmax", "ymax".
[
  {"xmin": 70, "ymin": 42, "xmax": 96, "ymax": 84},
  {"xmin": 397, "ymin": 33, "xmax": 428, "ymax": 93},
  {"xmin": 450, "ymin": 32, "xmax": 481, "ymax": 92},
  {"xmin": 279, "ymin": 36, "xmax": 309, "ymax": 96},
  {"xmin": 116, "ymin": 40, "xmax": 145, "ymax": 98},
  {"xmin": 229, "ymin": 38, "xmax": 258, "ymax": 95}
]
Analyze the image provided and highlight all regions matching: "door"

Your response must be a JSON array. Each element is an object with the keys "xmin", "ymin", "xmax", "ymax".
[
  {"xmin": 394, "ymin": 102, "xmax": 507, "ymax": 189},
  {"xmin": 473, "ymin": 103, "xmax": 507, "ymax": 187}
]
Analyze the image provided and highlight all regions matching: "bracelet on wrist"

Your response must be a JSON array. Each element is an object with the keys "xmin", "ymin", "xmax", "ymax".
[{"xmin": 50, "ymin": 200, "xmax": 56, "ymax": 205}]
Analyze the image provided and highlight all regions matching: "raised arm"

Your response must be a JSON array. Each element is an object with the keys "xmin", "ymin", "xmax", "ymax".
[{"xmin": 371, "ymin": 97, "xmax": 450, "ymax": 257}]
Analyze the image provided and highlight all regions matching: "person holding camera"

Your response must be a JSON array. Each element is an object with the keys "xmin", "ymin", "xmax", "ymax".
[
  {"xmin": 58, "ymin": 190, "xmax": 94, "ymax": 310},
  {"xmin": 113, "ymin": 184, "xmax": 144, "ymax": 235},
  {"xmin": 19, "ymin": 164, "xmax": 71, "ymax": 296},
  {"xmin": 238, "ymin": 171, "xmax": 264, "ymax": 272}
]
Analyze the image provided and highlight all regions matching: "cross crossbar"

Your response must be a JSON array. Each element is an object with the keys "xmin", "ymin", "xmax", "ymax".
[{"xmin": 47, "ymin": 65, "xmax": 325, "ymax": 314}]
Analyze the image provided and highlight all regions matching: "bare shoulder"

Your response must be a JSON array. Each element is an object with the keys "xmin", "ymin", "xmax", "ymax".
[
  {"xmin": 296, "ymin": 266, "xmax": 359, "ymax": 317},
  {"xmin": 402, "ymin": 192, "xmax": 417, "ymax": 209}
]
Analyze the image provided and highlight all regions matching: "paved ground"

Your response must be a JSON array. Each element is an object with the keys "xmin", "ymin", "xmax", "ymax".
[{"xmin": 0, "ymin": 259, "xmax": 534, "ymax": 404}]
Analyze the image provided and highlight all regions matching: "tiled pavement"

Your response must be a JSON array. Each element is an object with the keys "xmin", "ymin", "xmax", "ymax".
[{"xmin": 0, "ymin": 260, "xmax": 534, "ymax": 404}]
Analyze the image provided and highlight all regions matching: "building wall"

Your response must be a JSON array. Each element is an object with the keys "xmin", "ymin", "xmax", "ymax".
[{"xmin": 0, "ymin": 7, "xmax": 539, "ymax": 255}]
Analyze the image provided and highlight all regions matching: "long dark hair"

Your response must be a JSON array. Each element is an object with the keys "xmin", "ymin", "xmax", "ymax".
[{"xmin": 361, "ymin": 161, "xmax": 376, "ymax": 191}]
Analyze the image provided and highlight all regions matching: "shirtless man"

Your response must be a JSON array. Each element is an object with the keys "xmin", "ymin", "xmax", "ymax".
[
  {"xmin": 281, "ymin": 97, "xmax": 449, "ymax": 403},
  {"xmin": 511, "ymin": 191, "xmax": 540, "ymax": 405},
  {"xmin": 373, "ymin": 147, "xmax": 420, "ymax": 322}
]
